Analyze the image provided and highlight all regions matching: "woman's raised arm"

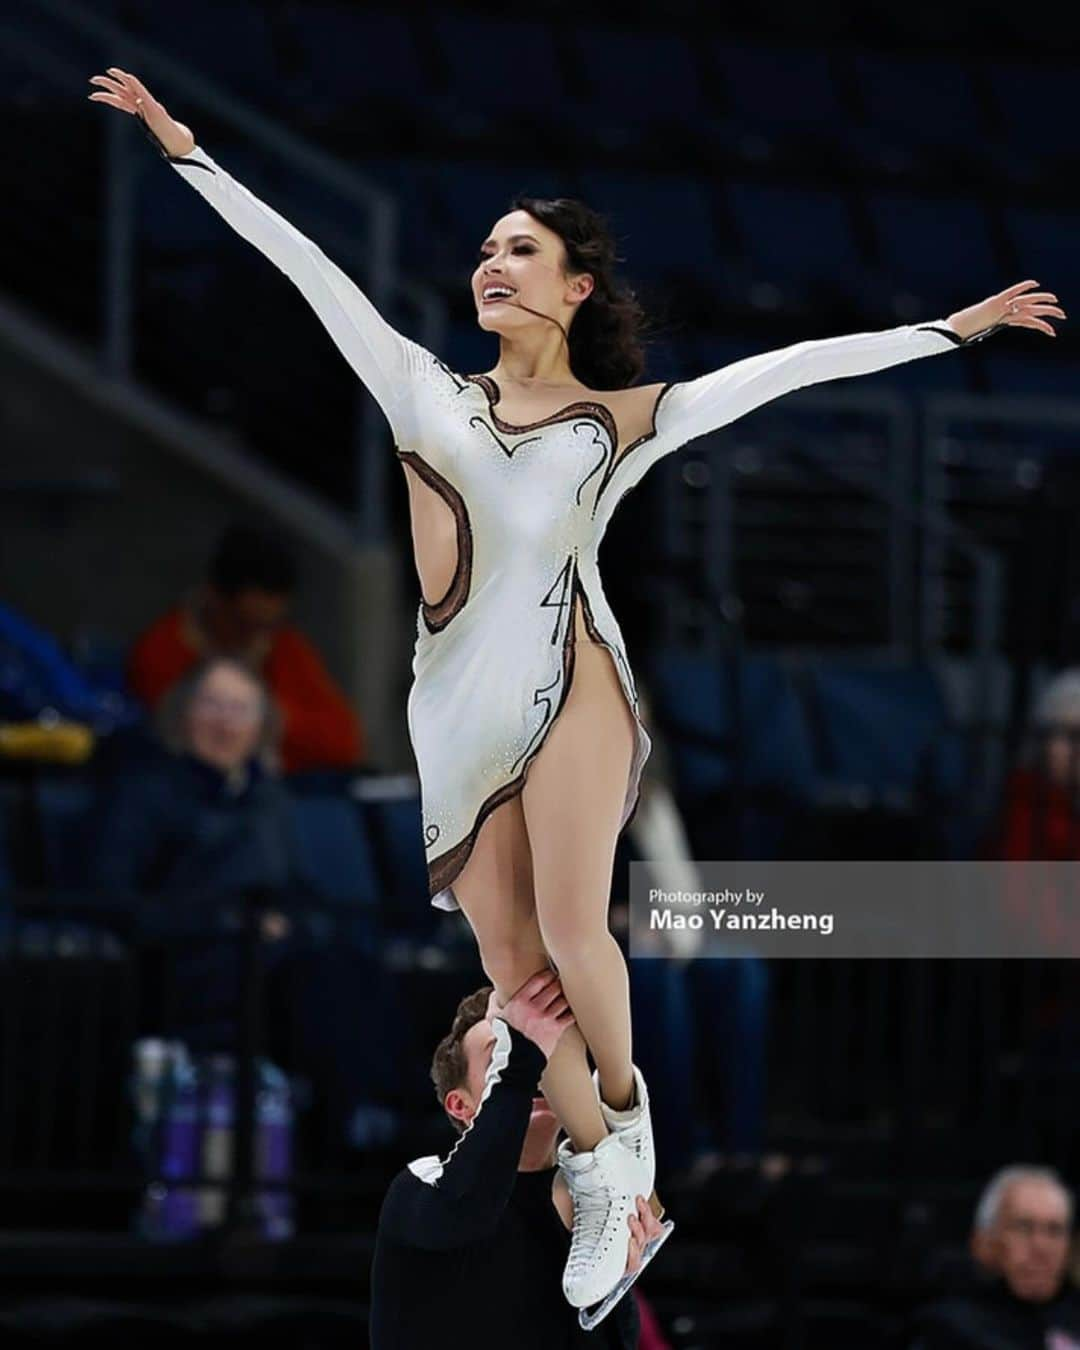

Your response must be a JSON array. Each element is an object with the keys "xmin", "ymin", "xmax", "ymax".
[
  {"xmin": 88, "ymin": 67, "xmax": 427, "ymax": 443},
  {"xmin": 600, "ymin": 282, "xmax": 1065, "ymax": 508}
]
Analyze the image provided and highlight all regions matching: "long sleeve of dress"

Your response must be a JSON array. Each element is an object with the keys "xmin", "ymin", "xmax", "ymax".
[
  {"xmin": 146, "ymin": 128, "xmax": 429, "ymax": 444},
  {"xmin": 377, "ymin": 1018, "xmax": 547, "ymax": 1251},
  {"xmin": 604, "ymin": 317, "xmax": 1006, "ymax": 504}
]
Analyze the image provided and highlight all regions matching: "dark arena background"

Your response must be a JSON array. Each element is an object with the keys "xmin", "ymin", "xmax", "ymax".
[{"xmin": 2, "ymin": 0, "xmax": 1079, "ymax": 1346}]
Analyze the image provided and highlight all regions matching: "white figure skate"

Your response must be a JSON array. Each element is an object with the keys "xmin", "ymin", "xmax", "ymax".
[{"xmin": 557, "ymin": 1130, "xmax": 653, "ymax": 1310}]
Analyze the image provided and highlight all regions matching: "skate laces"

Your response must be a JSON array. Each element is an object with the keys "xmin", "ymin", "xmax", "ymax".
[
  {"xmin": 564, "ymin": 1164, "xmax": 623, "ymax": 1282},
  {"xmin": 566, "ymin": 1195, "xmax": 615, "ymax": 1280}
]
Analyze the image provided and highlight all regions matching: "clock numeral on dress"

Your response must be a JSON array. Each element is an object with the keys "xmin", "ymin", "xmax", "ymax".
[
  {"xmin": 425, "ymin": 824, "xmax": 440, "ymax": 848},
  {"xmin": 540, "ymin": 556, "xmax": 575, "ymax": 645}
]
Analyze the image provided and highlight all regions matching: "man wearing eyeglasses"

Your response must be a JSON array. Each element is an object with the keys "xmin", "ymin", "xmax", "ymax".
[{"xmin": 908, "ymin": 1165, "xmax": 1080, "ymax": 1349}]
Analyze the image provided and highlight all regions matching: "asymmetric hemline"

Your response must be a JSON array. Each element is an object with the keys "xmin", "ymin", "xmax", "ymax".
[{"xmin": 424, "ymin": 557, "xmax": 653, "ymax": 913}]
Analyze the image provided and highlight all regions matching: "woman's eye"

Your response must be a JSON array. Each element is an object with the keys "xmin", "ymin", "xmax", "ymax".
[{"xmin": 476, "ymin": 246, "xmax": 535, "ymax": 262}]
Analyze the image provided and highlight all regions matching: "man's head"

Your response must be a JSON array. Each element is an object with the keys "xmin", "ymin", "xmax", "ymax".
[
  {"xmin": 971, "ymin": 1165, "xmax": 1074, "ymax": 1302},
  {"xmin": 430, "ymin": 985, "xmax": 559, "ymax": 1156},
  {"xmin": 202, "ymin": 524, "xmax": 297, "ymax": 655}
]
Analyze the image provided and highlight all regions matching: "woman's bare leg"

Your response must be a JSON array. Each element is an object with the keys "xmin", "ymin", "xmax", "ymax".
[
  {"xmin": 520, "ymin": 603, "xmax": 639, "ymax": 1114},
  {"xmin": 451, "ymin": 791, "xmax": 608, "ymax": 1151}
]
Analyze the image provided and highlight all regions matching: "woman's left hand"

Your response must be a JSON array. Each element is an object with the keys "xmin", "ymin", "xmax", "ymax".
[{"xmin": 948, "ymin": 280, "xmax": 1066, "ymax": 341}]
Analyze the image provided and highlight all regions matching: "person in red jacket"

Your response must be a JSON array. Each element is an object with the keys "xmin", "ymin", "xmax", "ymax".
[
  {"xmin": 128, "ymin": 523, "xmax": 364, "ymax": 775},
  {"xmin": 995, "ymin": 669, "xmax": 1080, "ymax": 861},
  {"xmin": 990, "ymin": 669, "xmax": 1080, "ymax": 960}
]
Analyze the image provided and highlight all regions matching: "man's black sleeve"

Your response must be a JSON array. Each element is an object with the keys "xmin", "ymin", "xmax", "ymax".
[
  {"xmin": 378, "ymin": 1019, "xmax": 547, "ymax": 1250},
  {"xmin": 609, "ymin": 1279, "xmax": 641, "ymax": 1347}
]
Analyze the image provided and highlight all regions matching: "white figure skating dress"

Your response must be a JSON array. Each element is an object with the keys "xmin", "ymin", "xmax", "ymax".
[{"xmin": 159, "ymin": 139, "xmax": 1003, "ymax": 912}]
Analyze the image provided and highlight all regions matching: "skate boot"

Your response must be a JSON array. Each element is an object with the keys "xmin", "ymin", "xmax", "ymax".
[
  {"xmin": 557, "ymin": 1130, "xmax": 652, "ymax": 1309},
  {"xmin": 592, "ymin": 1063, "xmax": 655, "ymax": 1196}
]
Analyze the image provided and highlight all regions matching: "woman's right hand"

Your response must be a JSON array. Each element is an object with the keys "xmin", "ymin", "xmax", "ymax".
[{"xmin": 87, "ymin": 67, "xmax": 195, "ymax": 158}]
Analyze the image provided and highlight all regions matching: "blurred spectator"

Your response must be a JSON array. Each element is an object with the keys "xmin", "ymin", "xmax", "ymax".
[
  {"xmin": 994, "ymin": 670, "xmax": 1080, "ymax": 860},
  {"xmin": 89, "ymin": 655, "xmax": 405, "ymax": 1146},
  {"xmin": 617, "ymin": 686, "xmax": 774, "ymax": 1185},
  {"xmin": 89, "ymin": 655, "xmax": 303, "ymax": 1047},
  {"xmin": 907, "ymin": 1165, "xmax": 1080, "ymax": 1349},
  {"xmin": 128, "ymin": 523, "xmax": 364, "ymax": 774}
]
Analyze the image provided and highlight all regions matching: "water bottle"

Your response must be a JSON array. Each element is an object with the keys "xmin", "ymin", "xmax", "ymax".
[
  {"xmin": 130, "ymin": 1038, "xmax": 169, "ymax": 1168},
  {"xmin": 255, "ymin": 1059, "xmax": 294, "ymax": 1240},
  {"xmin": 199, "ymin": 1054, "xmax": 234, "ymax": 1229},
  {"xmin": 135, "ymin": 1042, "xmax": 199, "ymax": 1239}
]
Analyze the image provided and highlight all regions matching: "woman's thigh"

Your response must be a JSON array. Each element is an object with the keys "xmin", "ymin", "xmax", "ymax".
[
  {"xmin": 451, "ymin": 790, "xmax": 549, "ymax": 997},
  {"xmin": 521, "ymin": 633, "xmax": 637, "ymax": 948}
]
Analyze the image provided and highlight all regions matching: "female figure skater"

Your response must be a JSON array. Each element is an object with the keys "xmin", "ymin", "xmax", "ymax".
[{"xmin": 88, "ymin": 67, "xmax": 1065, "ymax": 1315}]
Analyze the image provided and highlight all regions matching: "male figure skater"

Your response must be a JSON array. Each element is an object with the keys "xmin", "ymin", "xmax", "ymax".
[{"xmin": 370, "ymin": 970, "xmax": 668, "ymax": 1347}]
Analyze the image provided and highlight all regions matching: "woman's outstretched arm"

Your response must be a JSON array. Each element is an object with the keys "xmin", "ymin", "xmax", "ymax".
[
  {"xmin": 601, "ymin": 281, "xmax": 1065, "ymax": 505},
  {"xmin": 88, "ymin": 67, "xmax": 426, "ymax": 442}
]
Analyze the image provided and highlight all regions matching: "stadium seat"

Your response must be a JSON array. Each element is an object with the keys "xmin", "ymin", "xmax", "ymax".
[
  {"xmin": 983, "ymin": 59, "xmax": 1078, "ymax": 179},
  {"xmin": 849, "ymin": 51, "xmax": 985, "ymax": 157},
  {"xmin": 865, "ymin": 191, "xmax": 1000, "ymax": 309},
  {"xmin": 803, "ymin": 661, "xmax": 951, "ymax": 802},
  {"xmin": 568, "ymin": 25, "xmax": 709, "ymax": 135},
  {"xmin": 285, "ymin": 7, "xmax": 429, "ymax": 111},
  {"xmin": 979, "ymin": 351, "xmax": 1079, "ymax": 399},
  {"xmin": 285, "ymin": 795, "xmax": 380, "ymax": 908},
  {"xmin": 645, "ymin": 649, "xmax": 816, "ymax": 802},
  {"xmin": 709, "ymin": 40, "xmax": 845, "ymax": 146},
  {"xmin": 575, "ymin": 168, "xmax": 730, "ymax": 296},
  {"xmin": 32, "ymin": 772, "xmax": 99, "ymax": 890},
  {"xmin": 361, "ymin": 794, "xmax": 436, "ymax": 936},
  {"xmin": 1002, "ymin": 207, "xmax": 1080, "ymax": 307},
  {"xmin": 429, "ymin": 14, "xmax": 568, "ymax": 119},
  {"xmin": 723, "ymin": 181, "xmax": 870, "ymax": 309},
  {"xmin": 130, "ymin": 0, "xmax": 283, "ymax": 113}
]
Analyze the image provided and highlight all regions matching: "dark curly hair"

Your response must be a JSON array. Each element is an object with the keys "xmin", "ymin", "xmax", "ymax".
[{"xmin": 509, "ymin": 195, "xmax": 651, "ymax": 391}]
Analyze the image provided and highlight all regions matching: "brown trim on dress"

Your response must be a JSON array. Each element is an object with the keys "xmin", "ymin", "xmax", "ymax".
[
  {"xmin": 465, "ymin": 374, "xmax": 620, "ymax": 451},
  {"xmin": 396, "ymin": 449, "xmax": 473, "ymax": 634},
  {"xmin": 426, "ymin": 559, "xmax": 582, "ymax": 899},
  {"xmin": 425, "ymin": 565, "xmax": 646, "ymax": 901},
  {"xmin": 591, "ymin": 381, "xmax": 677, "ymax": 515}
]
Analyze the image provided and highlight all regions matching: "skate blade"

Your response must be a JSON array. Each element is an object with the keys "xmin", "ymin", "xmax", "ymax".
[{"xmin": 577, "ymin": 1220, "xmax": 674, "ymax": 1332}]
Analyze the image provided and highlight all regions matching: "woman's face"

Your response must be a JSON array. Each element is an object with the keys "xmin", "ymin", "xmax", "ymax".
[
  {"xmin": 471, "ymin": 208, "xmax": 592, "ymax": 339},
  {"xmin": 185, "ymin": 663, "xmax": 265, "ymax": 774}
]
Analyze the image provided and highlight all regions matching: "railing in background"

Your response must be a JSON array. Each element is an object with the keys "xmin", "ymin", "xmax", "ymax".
[
  {"xmin": 0, "ymin": 887, "xmax": 482, "ymax": 1240},
  {"xmin": 9, "ymin": 0, "xmax": 448, "ymax": 544},
  {"xmin": 646, "ymin": 386, "xmax": 1080, "ymax": 812}
]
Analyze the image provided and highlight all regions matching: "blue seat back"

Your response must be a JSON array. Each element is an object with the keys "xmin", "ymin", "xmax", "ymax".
[
  {"xmin": 286, "ymin": 795, "xmax": 380, "ymax": 908},
  {"xmin": 33, "ymin": 774, "xmax": 99, "ymax": 889},
  {"xmin": 646, "ymin": 650, "xmax": 816, "ymax": 800},
  {"xmin": 364, "ymin": 795, "xmax": 436, "ymax": 934},
  {"xmin": 805, "ymin": 663, "xmax": 950, "ymax": 796}
]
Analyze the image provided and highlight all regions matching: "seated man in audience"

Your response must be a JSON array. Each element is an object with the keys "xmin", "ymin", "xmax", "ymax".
[
  {"xmin": 908, "ymin": 1164, "xmax": 1080, "ymax": 1349},
  {"xmin": 128, "ymin": 522, "xmax": 364, "ymax": 774},
  {"xmin": 370, "ymin": 972, "xmax": 667, "ymax": 1348}
]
